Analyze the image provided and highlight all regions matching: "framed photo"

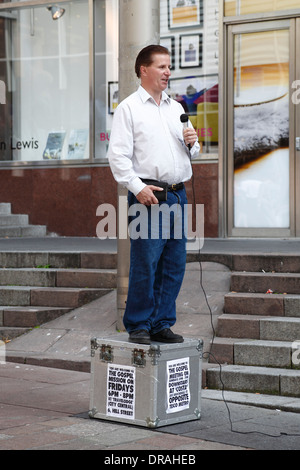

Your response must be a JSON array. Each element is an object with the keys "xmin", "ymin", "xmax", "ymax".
[
  {"xmin": 180, "ymin": 34, "xmax": 202, "ymax": 68},
  {"xmin": 108, "ymin": 81, "xmax": 118, "ymax": 114},
  {"xmin": 160, "ymin": 36, "xmax": 175, "ymax": 70},
  {"xmin": 168, "ymin": 0, "xmax": 203, "ymax": 30}
]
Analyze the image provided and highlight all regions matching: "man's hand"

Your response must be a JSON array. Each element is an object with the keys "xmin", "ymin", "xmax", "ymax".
[
  {"xmin": 183, "ymin": 127, "xmax": 198, "ymax": 148},
  {"xmin": 136, "ymin": 185, "xmax": 163, "ymax": 206}
]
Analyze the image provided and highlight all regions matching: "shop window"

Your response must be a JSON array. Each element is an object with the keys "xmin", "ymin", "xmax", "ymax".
[
  {"xmin": 94, "ymin": 0, "xmax": 118, "ymax": 160},
  {"xmin": 160, "ymin": 0, "xmax": 219, "ymax": 159},
  {"xmin": 0, "ymin": 0, "xmax": 90, "ymax": 162},
  {"xmin": 225, "ymin": 0, "xmax": 300, "ymax": 16}
]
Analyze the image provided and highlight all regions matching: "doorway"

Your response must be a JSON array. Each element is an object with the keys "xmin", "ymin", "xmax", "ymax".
[{"xmin": 225, "ymin": 18, "xmax": 300, "ymax": 237}]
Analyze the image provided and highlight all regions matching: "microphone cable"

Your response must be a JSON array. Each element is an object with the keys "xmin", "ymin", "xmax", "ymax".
[{"xmin": 187, "ymin": 143, "xmax": 300, "ymax": 440}]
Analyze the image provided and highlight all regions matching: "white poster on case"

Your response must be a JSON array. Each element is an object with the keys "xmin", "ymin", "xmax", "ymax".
[
  {"xmin": 166, "ymin": 357, "xmax": 190, "ymax": 414},
  {"xmin": 106, "ymin": 364, "xmax": 135, "ymax": 420}
]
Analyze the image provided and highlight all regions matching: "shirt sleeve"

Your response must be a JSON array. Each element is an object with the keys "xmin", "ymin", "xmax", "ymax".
[{"xmin": 107, "ymin": 102, "xmax": 146, "ymax": 196}]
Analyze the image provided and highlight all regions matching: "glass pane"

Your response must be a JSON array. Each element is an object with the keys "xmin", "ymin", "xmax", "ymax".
[
  {"xmin": 0, "ymin": 1, "xmax": 89, "ymax": 162},
  {"xmin": 233, "ymin": 29, "xmax": 290, "ymax": 228},
  {"xmin": 225, "ymin": 0, "xmax": 300, "ymax": 16},
  {"xmin": 160, "ymin": 0, "xmax": 219, "ymax": 160},
  {"xmin": 94, "ymin": 0, "xmax": 118, "ymax": 159}
]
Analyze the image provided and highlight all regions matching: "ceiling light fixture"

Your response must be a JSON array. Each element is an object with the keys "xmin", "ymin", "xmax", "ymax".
[{"xmin": 47, "ymin": 6, "xmax": 65, "ymax": 20}]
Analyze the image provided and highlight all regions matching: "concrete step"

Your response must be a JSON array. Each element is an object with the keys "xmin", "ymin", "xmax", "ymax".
[
  {"xmin": 230, "ymin": 254, "xmax": 300, "ymax": 273},
  {"xmin": 0, "ymin": 286, "xmax": 32, "ymax": 306},
  {"xmin": 30, "ymin": 287, "xmax": 111, "ymax": 308},
  {"xmin": 216, "ymin": 314, "xmax": 300, "ymax": 341},
  {"xmin": 224, "ymin": 292, "xmax": 300, "ymax": 317},
  {"xmin": 0, "ymin": 214, "xmax": 29, "ymax": 226},
  {"xmin": 56, "ymin": 269, "xmax": 116, "ymax": 288},
  {"xmin": 0, "ymin": 326, "xmax": 30, "ymax": 341},
  {"xmin": 0, "ymin": 203, "xmax": 11, "ymax": 215},
  {"xmin": 0, "ymin": 306, "xmax": 71, "ymax": 328},
  {"xmin": 0, "ymin": 268, "xmax": 117, "ymax": 288},
  {"xmin": 216, "ymin": 314, "xmax": 261, "ymax": 339},
  {"xmin": 206, "ymin": 364, "xmax": 300, "ymax": 397},
  {"xmin": 234, "ymin": 340, "xmax": 300, "ymax": 369},
  {"xmin": 0, "ymin": 251, "xmax": 117, "ymax": 269},
  {"xmin": 210, "ymin": 337, "xmax": 300, "ymax": 369},
  {"xmin": 0, "ymin": 286, "xmax": 111, "ymax": 307},
  {"xmin": 0, "ymin": 225, "xmax": 47, "ymax": 237},
  {"xmin": 188, "ymin": 252, "xmax": 300, "ymax": 273},
  {"xmin": 231, "ymin": 272, "xmax": 300, "ymax": 294},
  {"xmin": 0, "ymin": 205, "xmax": 48, "ymax": 237}
]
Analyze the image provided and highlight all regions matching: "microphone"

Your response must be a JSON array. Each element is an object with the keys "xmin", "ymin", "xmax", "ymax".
[{"xmin": 180, "ymin": 114, "xmax": 191, "ymax": 150}]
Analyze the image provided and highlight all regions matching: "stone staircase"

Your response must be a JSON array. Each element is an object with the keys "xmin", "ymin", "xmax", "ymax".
[
  {"xmin": 0, "ymin": 203, "xmax": 47, "ymax": 237},
  {"xmin": 0, "ymin": 251, "xmax": 116, "ymax": 341},
  {"xmin": 206, "ymin": 255, "xmax": 300, "ymax": 398}
]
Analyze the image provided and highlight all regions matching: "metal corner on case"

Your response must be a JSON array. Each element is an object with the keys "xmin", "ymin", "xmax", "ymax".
[
  {"xmin": 146, "ymin": 416, "xmax": 160, "ymax": 428},
  {"xmin": 88, "ymin": 407, "xmax": 97, "ymax": 418}
]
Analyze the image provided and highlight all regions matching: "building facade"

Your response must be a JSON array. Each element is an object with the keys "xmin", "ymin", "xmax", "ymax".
[{"xmin": 0, "ymin": 0, "xmax": 299, "ymax": 238}]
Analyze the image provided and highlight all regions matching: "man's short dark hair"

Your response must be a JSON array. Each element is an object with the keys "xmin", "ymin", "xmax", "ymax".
[{"xmin": 135, "ymin": 44, "xmax": 170, "ymax": 78}]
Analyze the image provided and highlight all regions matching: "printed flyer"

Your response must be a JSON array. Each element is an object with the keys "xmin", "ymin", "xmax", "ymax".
[
  {"xmin": 106, "ymin": 364, "xmax": 135, "ymax": 420},
  {"xmin": 166, "ymin": 357, "xmax": 190, "ymax": 414}
]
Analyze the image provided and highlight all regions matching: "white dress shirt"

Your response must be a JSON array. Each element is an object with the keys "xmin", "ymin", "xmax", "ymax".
[{"xmin": 108, "ymin": 86, "xmax": 200, "ymax": 196}]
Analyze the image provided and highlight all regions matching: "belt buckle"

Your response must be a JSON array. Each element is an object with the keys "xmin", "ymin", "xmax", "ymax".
[{"xmin": 171, "ymin": 183, "xmax": 177, "ymax": 191}]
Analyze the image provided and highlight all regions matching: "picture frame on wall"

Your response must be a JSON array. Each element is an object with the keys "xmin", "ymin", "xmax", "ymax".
[
  {"xmin": 168, "ymin": 0, "xmax": 203, "ymax": 30},
  {"xmin": 160, "ymin": 36, "xmax": 176, "ymax": 69},
  {"xmin": 180, "ymin": 34, "xmax": 202, "ymax": 68},
  {"xmin": 108, "ymin": 81, "xmax": 118, "ymax": 114}
]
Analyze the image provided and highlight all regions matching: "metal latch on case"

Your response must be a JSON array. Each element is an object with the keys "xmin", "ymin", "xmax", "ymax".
[
  {"xmin": 100, "ymin": 344, "xmax": 113, "ymax": 363},
  {"xmin": 132, "ymin": 348, "xmax": 146, "ymax": 367}
]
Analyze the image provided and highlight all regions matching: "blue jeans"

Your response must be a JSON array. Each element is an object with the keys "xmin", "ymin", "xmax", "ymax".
[{"xmin": 123, "ymin": 187, "xmax": 187, "ymax": 334}]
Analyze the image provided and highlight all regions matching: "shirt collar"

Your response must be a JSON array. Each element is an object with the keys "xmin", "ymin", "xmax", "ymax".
[{"xmin": 138, "ymin": 85, "xmax": 170, "ymax": 105}]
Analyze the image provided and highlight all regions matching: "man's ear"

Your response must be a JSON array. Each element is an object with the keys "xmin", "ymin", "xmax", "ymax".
[{"xmin": 140, "ymin": 65, "xmax": 147, "ymax": 78}]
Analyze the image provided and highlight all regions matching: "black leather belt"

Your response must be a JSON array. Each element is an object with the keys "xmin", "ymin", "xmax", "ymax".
[{"xmin": 141, "ymin": 179, "xmax": 184, "ymax": 192}]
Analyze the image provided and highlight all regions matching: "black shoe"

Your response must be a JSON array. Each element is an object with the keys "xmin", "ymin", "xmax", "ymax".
[
  {"xmin": 128, "ymin": 329, "xmax": 151, "ymax": 345},
  {"xmin": 150, "ymin": 328, "xmax": 184, "ymax": 343}
]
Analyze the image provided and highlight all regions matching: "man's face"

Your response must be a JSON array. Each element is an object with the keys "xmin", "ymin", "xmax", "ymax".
[{"xmin": 141, "ymin": 53, "xmax": 171, "ymax": 94}]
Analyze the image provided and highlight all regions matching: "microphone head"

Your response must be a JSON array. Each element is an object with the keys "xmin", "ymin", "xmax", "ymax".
[{"xmin": 180, "ymin": 114, "xmax": 189, "ymax": 123}]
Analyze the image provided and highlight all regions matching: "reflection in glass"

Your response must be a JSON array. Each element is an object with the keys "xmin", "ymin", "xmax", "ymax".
[
  {"xmin": 94, "ymin": 0, "xmax": 118, "ymax": 159},
  {"xmin": 0, "ymin": 1, "xmax": 89, "ymax": 162},
  {"xmin": 233, "ymin": 29, "xmax": 290, "ymax": 228},
  {"xmin": 168, "ymin": 75, "xmax": 218, "ymax": 155},
  {"xmin": 225, "ymin": 0, "xmax": 300, "ymax": 16}
]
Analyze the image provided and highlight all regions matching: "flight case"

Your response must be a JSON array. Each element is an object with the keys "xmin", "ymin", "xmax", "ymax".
[{"xmin": 89, "ymin": 334, "xmax": 203, "ymax": 428}]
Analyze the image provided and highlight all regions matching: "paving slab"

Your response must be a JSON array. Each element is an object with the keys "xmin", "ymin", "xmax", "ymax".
[
  {"xmin": 1, "ymin": 362, "xmax": 300, "ymax": 450},
  {"xmin": 0, "ymin": 362, "xmax": 249, "ymax": 451}
]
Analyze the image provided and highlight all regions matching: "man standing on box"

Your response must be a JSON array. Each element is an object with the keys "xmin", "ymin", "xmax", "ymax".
[{"xmin": 108, "ymin": 45, "xmax": 199, "ymax": 345}]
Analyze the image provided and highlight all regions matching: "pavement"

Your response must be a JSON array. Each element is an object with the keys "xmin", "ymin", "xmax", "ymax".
[{"xmin": 1, "ymin": 237, "xmax": 300, "ymax": 452}]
